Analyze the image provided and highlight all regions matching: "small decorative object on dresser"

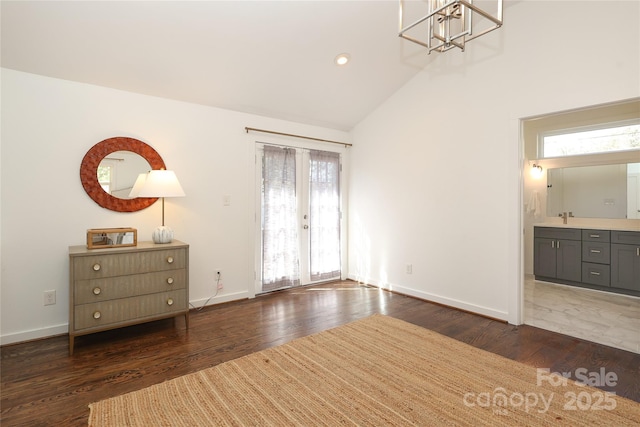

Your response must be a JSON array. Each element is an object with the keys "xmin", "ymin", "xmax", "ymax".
[
  {"xmin": 68, "ymin": 240, "xmax": 189, "ymax": 355},
  {"xmin": 86, "ymin": 227, "xmax": 137, "ymax": 249}
]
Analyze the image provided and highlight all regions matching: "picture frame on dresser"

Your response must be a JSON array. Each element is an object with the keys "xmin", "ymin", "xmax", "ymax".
[
  {"xmin": 86, "ymin": 227, "xmax": 137, "ymax": 249},
  {"xmin": 68, "ymin": 240, "xmax": 189, "ymax": 355}
]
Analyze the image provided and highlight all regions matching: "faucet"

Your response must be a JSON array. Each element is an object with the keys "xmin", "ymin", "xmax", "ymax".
[
  {"xmin": 558, "ymin": 212, "xmax": 574, "ymax": 224},
  {"xmin": 560, "ymin": 212, "xmax": 568, "ymax": 224}
]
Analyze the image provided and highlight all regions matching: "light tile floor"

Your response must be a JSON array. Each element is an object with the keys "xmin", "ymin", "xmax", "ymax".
[{"xmin": 524, "ymin": 275, "xmax": 640, "ymax": 354}]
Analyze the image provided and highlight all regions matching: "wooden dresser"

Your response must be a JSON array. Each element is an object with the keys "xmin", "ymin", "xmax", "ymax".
[{"xmin": 68, "ymin": 240, "xmax": 189, "ymax": 355}]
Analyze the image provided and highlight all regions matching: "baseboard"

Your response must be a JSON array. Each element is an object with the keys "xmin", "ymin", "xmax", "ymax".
[
  {"xmin": 189, "ymin": 291, "xmax": 249, "ymax": 310},
  {"xmin": 1, "ymin": 292, "xmax": 250, "ymax": 346},
  {"xmin": 347, "ymin": 274, "xmax": 508, "ymax": 321},
  {"xmin": 1, "ymin": 323, "xmax": 68, "ymax": 346}
]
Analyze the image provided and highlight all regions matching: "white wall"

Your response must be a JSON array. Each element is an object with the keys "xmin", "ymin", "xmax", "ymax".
[
  {"xmin": 348, "ymin": 0, "xmax": 640, "ymax": 323},
  {"xmin": 0, "ymin": 69, "xmax": 349, "ymax": 344}
]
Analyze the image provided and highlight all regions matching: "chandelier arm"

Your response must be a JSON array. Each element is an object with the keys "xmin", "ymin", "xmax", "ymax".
[
  {"xmin": 465, "ymin": 25, "xmax": 502, "ymax": 43},
  {"xmin": 399, "ymin": 0, "xmax": 459, "ymax": 35},
  {"xmin": 399, "ymin": 0, "xmax": 503, "ymax": 54},
  {"xmin": 458, "ymin": 0, "xmax": 503, "ymax": 26}
]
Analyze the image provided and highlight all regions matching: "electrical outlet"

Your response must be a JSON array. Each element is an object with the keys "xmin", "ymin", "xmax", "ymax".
[
  {"xmin": 215, "ymin": 270, "xmax": 223, "ymax": 289},
  {"xmin": 44, "ymin": 290, "xmax": 56, "ymax": 306},
  {"xmin": 405, "ymin": 264, "xmax": 413, "ymax": 274}
]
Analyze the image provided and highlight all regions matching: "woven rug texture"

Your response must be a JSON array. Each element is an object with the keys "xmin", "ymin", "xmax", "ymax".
[{"xmin": 89, "ymin": 314, "xmax": 640, "ymax": 426}]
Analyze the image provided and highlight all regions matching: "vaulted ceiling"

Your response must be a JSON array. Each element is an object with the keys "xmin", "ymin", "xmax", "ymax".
[{"xmin": 2, "ymin": 1, "xmax": 439, "ymax": 130}]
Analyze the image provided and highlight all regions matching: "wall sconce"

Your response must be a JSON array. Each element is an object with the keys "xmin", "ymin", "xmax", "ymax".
[
  {"xmin": 530, "ymin": 163, "xmax": 543, "ymax": 179},
  {"xmin": 129, "ymin": 169, "xmax": 185, "ymax": 244}
]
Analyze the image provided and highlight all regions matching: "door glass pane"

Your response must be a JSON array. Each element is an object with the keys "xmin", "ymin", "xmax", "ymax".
[
  {"xmin": 261, "ymin": 145, "xmax": 300, "ymax": 291},
  {"xmin": 309, "ymin": 150, "xmax": 341, "ymax": 281}
]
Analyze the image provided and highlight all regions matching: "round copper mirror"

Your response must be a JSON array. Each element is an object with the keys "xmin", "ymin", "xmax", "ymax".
[{"xmin": 80, "ymin": 137, "xmax": 166, "ymax": 212}]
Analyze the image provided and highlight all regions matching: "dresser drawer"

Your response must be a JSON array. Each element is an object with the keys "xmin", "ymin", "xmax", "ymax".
[
  {"xmin": 582, "ymin": 263, "xmax": 610, "ymax": 287},
  {"xmin": 73, "ymin": 248, "xmax": 186, "ymax": 280},
  {"xmin": 74, "ymin": 291, "xmax": 187, "ymax": 331},
  {"xmin": 74, "ymin": 269, "xmax": 186, "ymax": 304},
  {"xmin": 582, "ymin": 242, "xmax": 610, "ymax": 264},
  {"xmin": 582, "ymin": 229, "xmax": 610, "ymax": 243}
]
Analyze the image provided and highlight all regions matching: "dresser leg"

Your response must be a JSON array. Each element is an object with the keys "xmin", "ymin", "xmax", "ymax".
[
  {"xmin": 69, "ymin": 336, "xmax": 75, "ymax": 356},
  {"xmin": 185, "ymin": 312, "xmax": 190, "ymax": 329}
]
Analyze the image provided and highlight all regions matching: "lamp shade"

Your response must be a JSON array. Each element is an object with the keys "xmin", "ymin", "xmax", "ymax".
[
  {"xmin": 128, "ymin": 173, "xmax": 148, "ymax": 198},
  {"xmin": 135, "ymin": 170, "xmax": 185, "ymax": 198}
]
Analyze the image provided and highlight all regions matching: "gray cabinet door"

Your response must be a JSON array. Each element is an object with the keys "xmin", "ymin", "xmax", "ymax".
[
  {"xmin": 611, "ymin": 243, "xmax": 640, "ymax": 291},
  {"xmin": 534, "ymin": 238, "xmax": 557, "ymax": 278},
  {"xmin": 556, "ymin": 239, "xmax": 582, "ymax": 282}
]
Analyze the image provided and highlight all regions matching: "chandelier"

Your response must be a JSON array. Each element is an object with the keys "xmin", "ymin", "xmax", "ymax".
[{"xmin": 399, "ymin": 0, "xmax": 503, "ymax": 54}]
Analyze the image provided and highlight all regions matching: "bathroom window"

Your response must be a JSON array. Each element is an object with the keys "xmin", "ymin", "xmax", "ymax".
[{"xmin": 541, "ymin": 121, "xmax": 640, "ymax": 158}]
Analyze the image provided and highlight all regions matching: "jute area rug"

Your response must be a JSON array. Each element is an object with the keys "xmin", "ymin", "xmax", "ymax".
[{"xmin": 89, "ymin": 314, "xmax": 640, "ymax": 426}]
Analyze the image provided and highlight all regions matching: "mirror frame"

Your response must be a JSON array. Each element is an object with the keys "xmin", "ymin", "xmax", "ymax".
[{"xmin": 80, "ymin": 137, "xmax": 166, "ymax": 212}]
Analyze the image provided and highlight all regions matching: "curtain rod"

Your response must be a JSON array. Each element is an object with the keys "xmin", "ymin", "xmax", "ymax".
[{"xmin": 245, "ymin": 127, "xmax": 352, "ymax": 147}]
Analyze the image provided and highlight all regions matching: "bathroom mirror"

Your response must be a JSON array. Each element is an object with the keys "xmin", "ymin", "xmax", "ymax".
[
  {"xmin": 80, "ymin": 137, "xmax": 166, "ymax": 212},
  {"xmin": 546, "ymin": 162, "xmax": 640, "ymax": 219}
]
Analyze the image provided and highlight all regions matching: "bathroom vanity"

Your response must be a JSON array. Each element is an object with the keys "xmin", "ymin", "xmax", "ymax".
[{"xmin": 534, "ymin": 225, "xmax": 640, "ymax": 296}]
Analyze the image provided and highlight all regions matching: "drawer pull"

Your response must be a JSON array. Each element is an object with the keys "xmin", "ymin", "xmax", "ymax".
[
  {"xmin": 590, "ymin": 249, "xmax": 601, "ymax": 254},
  {"xmin": 167, "ymin": 298, "xmax": 174, "ymax": 306},
  {"xmin": 93, "ymin": 311, "xmax": 102, "ymax": 319},
  {"xmin": 590, "ymin": 271, "xmax": 601, "ymax": 276},
  {"xmin": 167, "ymin": 256, "xmax": 174, "ymax": 264},
  {"xmin": 92, "ymin": 263, "xmax": 101, "ymax": 271},
  {"xmin": 589, "ymin": 234, "xmax": 600, "ymax": 238},
  {"xmin": 93, "ymin": 287, "xmax": 101, "ymax": 295},
  {"xmin": 167, "ymin": 277, "xmax": 174, "ymax": 285}
]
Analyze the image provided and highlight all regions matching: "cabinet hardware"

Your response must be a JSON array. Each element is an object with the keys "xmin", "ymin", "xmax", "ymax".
[
  {"xmin": 552, "ymin": 241, "xmax": 555, "ymax": 248},
  {"xmin": 557, "ymin": 241, "xmax": 560, "ymax": 249},
  {"xmin": 167, "ymin": 277, "xmax": 174, "ymax": 285},
  {"xmin": 167, "ymin": 298, "xmax": 174, "ymax": 306},
  {"xmin": 167, "ymin": 256, "xmax": 174, "ymax": 264},
  {"xmin": 590, "ymin": 271, "xmax": 601, "ymax": 276},
  {"xmin": 590, "ymin": 249, "xmax": 601, "ymax": 254},
  {"xmin": 93, "ymin": 311, "xmax": 101, "ymax": 319},
  {"xmin": 93, "ymin": 287, "xmax": 101, "ymax": 295},
  {"xmin": 589, "ymin": 234, "xmax": 600, "ymax": 238},
  {"xmin": 92, "ymin": 263, "xmax": 101, "ymax": 271}
]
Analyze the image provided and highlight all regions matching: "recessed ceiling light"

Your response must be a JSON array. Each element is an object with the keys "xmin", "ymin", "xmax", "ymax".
[{"xmin": 335, "ymin": 53, "xmax": 350, "ymax": 66}]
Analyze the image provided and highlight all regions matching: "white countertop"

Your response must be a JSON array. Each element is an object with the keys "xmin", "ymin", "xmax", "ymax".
[{"xmin": 534, "ymin": 222, "xmax": 640, "ymax": 232}]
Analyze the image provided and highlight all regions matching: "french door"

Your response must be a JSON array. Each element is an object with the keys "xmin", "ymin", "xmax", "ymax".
[{"xmin": 256, "ymin": 144, "xmax": 342, "ymax": 293}]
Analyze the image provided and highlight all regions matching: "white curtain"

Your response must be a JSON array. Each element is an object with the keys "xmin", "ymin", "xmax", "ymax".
[
  {"xmin": 262, "ymin": 145, "xmax": 300, "ymax": 291},
  {"xmin": 309, "ymin": 150, "xmax": 341, "ymax": 281}
]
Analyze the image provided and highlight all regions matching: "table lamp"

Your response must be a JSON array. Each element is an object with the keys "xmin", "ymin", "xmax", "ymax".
[{"xmin": 129, "ymin": 169, "xmax": 185, "ymax": 243}]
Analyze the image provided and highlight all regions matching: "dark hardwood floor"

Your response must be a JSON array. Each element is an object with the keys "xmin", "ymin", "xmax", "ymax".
[{"xmin": 2, "ymin": 280, "xmax": 639, "ymax": 426}]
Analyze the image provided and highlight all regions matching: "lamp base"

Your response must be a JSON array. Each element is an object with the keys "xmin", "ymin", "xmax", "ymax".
[{"xmin": 152, "ymin": 226, "xmax": 174, "ymax": 244}]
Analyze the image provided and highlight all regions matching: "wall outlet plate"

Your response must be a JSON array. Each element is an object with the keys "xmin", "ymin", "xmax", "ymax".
[{"xmin": 44, "ymin": 290, "xmax": 56, "ymax": 306}]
